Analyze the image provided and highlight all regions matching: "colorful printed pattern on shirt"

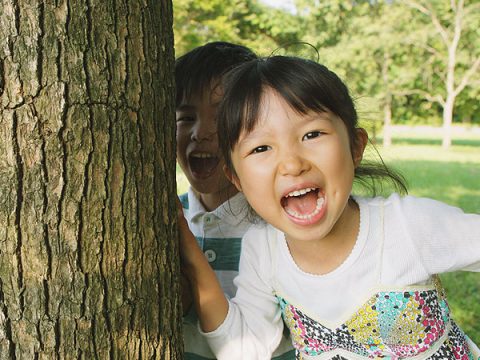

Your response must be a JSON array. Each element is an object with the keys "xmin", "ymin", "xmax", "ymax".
[{"xmin": 278, "ymin": 289, "xmax": 477, "ymax": 359}]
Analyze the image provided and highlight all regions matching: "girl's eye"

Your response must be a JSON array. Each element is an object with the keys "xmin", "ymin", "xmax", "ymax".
[
  {"xmin": 302, "ymin": 131, "xmax": 322, "ymax": 140},
  {"xmin": 250, "ymin": 145, "xmax": 270, "ymax": 154}
]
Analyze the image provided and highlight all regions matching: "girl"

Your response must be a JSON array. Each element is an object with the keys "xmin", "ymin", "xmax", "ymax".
[{"xmin": 178, "ymin": 56, "xmax": 480, "ymax": 359}]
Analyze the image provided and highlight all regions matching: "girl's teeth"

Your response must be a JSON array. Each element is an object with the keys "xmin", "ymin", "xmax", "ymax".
[
  {"xmin": 286, "ymin": 187, "xmax": 315, "ymax": 197},
  {"xmin": 285, "ymin": 197, "xmax": 325, "ymax": 219}
]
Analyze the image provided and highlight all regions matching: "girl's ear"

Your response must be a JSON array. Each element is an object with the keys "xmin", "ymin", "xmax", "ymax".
[
  {"xmin": 223, "ymin": 165, "xmax": 242, "ymax": 192},
  {"xmin": 353, "ymin": 128, "xmax": 368, "ymax": 168}
]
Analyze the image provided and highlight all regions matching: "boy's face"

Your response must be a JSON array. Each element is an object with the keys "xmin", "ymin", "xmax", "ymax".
[{"xmin": 176, "ymin": 84, "xmax": 236, "ymax": 203}]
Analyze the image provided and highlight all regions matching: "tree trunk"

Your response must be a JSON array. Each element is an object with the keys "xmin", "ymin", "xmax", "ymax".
[
  {"xmin": 442, "ymin": 95, "xmax": 454, "ymax": 149},
  {"xmin": 0, "ymin": 0, "xmax": 182, "ymax": 359},
  {"xmin": 383, "ymin": 98, "xmax": 392, "ymax": 147}
]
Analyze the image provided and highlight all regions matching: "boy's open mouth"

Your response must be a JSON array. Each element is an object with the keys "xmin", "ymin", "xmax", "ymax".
[
  {"xmin": 189, "ymin": 152, "xmax": 219, "ymax": 178},
  {"xmin": 281, "ymin": 187, "xmax": 325, "ymax": 220}
]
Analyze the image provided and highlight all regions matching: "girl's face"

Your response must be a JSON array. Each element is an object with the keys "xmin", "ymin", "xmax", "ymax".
[{"xmin": 228, "ymin": 88, "xmax": 366, "ymax": 245}]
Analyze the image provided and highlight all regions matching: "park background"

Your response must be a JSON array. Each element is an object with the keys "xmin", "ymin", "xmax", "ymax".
[{"xmin": 173, "ymin": 0, "xmax": 480, "ymax": 344}]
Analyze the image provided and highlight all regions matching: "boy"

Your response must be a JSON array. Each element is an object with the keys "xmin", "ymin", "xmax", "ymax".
[{"xmin": 176, "ymin": 42, "xmax": 295, "ymax": 359}]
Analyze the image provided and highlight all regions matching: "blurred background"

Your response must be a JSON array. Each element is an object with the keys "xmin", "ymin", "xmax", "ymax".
[{"xmin": 173, "ymin": 0, "xmax": 480, "ymax": 343}]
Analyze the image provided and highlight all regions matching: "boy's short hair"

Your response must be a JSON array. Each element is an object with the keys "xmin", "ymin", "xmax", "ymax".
[{"xmin": 175, "ymin": 41, "xmax": 257, "ymax": 106}]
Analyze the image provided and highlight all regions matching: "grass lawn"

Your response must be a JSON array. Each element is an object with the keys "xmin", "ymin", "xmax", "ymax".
[{"xmin": 176, "ymin": 134, "xmax": 480, "ymax": 344}]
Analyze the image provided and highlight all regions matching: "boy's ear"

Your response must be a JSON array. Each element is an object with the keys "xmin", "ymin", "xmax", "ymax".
[
  {"xmin": 223, "ymin": 165, "xmax": 242, "ymax": 192},
  {"xmin": 353, "ymin": 128, "xmax": 368, "ymax": 168}
]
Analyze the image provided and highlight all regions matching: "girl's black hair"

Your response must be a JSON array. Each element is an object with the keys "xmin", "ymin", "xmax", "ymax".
[
  {"xmin": 217, "ymin": 56, "xmax": 407, "ymax": 195},
  {"xmin": 175, "ymin": 41, "xmax": 258, "ymax": 106}
]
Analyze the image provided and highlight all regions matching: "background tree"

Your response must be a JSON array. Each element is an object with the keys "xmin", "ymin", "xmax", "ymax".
[
  {"xmin": 292, "ymin": 1, "xmax": 401, "ymax": 144},
  {"xmin": 0, "ymin": 0, "xmax": 182, "ymax": 358},
  {"xmin": 173, "ymin": 0, "xmax": 301, "ymax": 56},
  {"xmin": 285, "ymin": 0, "xmax": 479, "ymax": 144},
  {"xmin": 173, "ymin": 0, "xmax": 480, "ymax": 134},
  {"xmin": 403, "ymin": 0, "xmax": 480, "ymax": 148},
  {"xmin": 322, "ymin": 1, "xmax": 420, "ymax": 146}
]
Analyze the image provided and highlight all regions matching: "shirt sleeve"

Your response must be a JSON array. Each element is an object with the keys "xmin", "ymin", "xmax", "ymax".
[
  {"xmin": 400, "ymin": 195, "xmax": 480, "ymax": 274},
  {"xmin": 200, "ymin": 225, "xmax": 284, "ymax": 360}
]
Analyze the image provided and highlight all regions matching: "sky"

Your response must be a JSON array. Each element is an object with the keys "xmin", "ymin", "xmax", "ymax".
[{"xmin": 260, "ymin": 0, "xmax": 297, "ymax": 12}]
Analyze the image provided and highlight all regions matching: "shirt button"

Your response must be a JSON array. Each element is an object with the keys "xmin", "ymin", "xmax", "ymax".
[
  {"xmin": 204, "ymin": 249, "xmax": 217, "ymax": 263},
  {"xmin": 204, "ymin": 215, "xmax": 212, "ymax": 224}
]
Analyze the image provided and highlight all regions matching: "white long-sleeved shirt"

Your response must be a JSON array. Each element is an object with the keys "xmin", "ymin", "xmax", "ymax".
[{"xmin": 202, "ymin": 194, "xmax": 480, "ymax": 359}]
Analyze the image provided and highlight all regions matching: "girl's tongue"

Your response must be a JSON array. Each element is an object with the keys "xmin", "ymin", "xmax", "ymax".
[{"xmin": 282, "ymin": 189, "xmax": 324, "ymax": 219}]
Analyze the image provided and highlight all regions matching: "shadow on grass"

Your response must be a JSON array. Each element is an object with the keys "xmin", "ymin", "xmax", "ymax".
[
  {"xmin": 388, "ymin": 138, "xmax": 480, "ymax": 147},
  {"xmin": 375, "ymin": 137, "xmax": 480, "ymax": 147}
]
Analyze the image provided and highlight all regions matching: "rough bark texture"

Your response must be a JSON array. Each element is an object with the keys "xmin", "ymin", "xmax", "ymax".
[{"xmin": 0, "ymin": 0, "xmax": 182, "ymax": 358}]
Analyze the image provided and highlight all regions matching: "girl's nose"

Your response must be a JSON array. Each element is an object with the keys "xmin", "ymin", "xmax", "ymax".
[{"xmin": 278, "ymin": 151, "xmax": 310, "ymax": 177}]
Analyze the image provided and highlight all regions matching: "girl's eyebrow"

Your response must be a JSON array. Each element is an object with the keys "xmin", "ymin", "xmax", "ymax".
[
  {"xmin": 304, "ymin": 111, "xmax": 332, "ymax": 122},
  {"xmin": 236, "ymin": 127, "xmax": 269, "ymax": 147}
]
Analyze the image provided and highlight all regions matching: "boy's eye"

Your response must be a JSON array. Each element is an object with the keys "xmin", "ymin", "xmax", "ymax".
[
  {"xmin": 302, "ymin": 131, "xmax": 322, "ymax": 140},
  {"xmin": 176, "ymin": 115, "xmax": 195, "ymax": 123},
  {"xmin": 250, "ymin": 145, "xmax": 270, "ymax": 154}
]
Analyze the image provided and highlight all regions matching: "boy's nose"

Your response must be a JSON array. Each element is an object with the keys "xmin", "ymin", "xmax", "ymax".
[{"xmin": 191, "ymin": 122, "xmax": 216, "ymax": 141}]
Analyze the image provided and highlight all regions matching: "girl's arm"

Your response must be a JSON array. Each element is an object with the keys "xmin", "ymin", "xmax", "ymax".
[
  {"xmin": 178, "ymin": 201, "xmax": 284, "ymax": 359},
  {"xmin": 201, "ymin": 225, "xmax": 286, "ymax": 359},
  {"xmin": 394, "ymin": 195, "xmax": 480, "ymax": 273},
  {"xmin": 177, "ymin": 207, "xmax": 229, "ymax": 332}
]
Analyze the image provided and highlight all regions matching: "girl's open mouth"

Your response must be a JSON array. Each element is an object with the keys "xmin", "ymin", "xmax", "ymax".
[{"xmin": 281, "ymin": 187, "xmax": 326, "ymax": 224}]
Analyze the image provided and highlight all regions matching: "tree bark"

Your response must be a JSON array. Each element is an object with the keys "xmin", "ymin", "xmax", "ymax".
[{"xmin": 0, "ymin": 0, "xmax": 182, "ymax": 359}]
